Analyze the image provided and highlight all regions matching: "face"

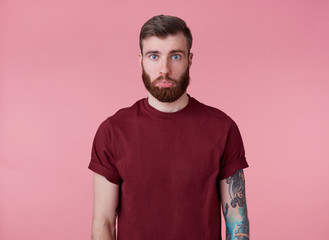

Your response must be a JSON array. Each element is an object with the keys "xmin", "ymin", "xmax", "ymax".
[{"xmin": 140, "ymin": 33, "xmax": 193, "ymax": 102}]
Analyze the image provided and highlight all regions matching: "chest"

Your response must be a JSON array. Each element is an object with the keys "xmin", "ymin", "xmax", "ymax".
[{"xmin": 113, "ymin": 119, "xmax": 226, "ymax": 189}]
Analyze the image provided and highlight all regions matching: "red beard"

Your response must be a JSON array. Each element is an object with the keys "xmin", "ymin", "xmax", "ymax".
[{"xmin": 142, "ymin": 64, "xmax": 190, "ymax": 103}]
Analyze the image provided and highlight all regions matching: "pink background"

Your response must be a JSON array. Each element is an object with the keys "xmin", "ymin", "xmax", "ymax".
[{"xmin": 1, "ymin": 0, "xmax": 328, "ymax": 239}]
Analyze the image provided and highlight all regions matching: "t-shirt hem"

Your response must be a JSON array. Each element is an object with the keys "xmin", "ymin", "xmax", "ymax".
[
  {"xmin": 218, "ymin": 157, "xmax": 249, "ymax": 180},
  {"xmin": 88, "ymin": 161, "xmax": 122, "ymax": 185}
]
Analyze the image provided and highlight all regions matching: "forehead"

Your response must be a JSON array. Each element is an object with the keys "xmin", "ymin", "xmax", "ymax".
[{"xmin": 141, "ymin": 33, "xmax": 188, "ymax": 54}]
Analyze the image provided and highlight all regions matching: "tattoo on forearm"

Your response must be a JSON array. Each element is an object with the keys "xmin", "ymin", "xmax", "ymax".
[
  {"xmin": 226, "ymin": 169, "xmax": 246, "ymax": 208},
  {"xmin": 224, "ymin": 170, "xmax": 249, "ymax": 240}
]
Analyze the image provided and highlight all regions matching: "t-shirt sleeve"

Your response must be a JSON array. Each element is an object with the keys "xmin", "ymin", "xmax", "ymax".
[
  {"xmin": 218, "ymin": 120, "xmax": 249, "ymax": 180},
  {"xmin": 88, "ymin": 119, "xmax": 122, "ymax": 185}
]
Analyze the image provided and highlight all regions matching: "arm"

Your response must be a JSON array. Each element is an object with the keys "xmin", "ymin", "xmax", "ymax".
[
  {"xmin": 92, "ymin": 173, "xmax": 120, "ymax": 240},
  {"xmin": 220, "ymin": 169, "xmax": 249, "ymax": 240}
]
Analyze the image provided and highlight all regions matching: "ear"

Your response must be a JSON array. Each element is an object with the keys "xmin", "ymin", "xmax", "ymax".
[
  {"xmin": 139, "ymin": 53, "xmax": 143, "ymax": 68},
  {"xmin": 188, "ymin": 52, "xmax": 193, "ymax": 68}
]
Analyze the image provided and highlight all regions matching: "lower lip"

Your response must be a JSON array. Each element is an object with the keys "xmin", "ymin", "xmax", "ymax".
[{"xmin": 156, "ymin": 82, "xmax": 174, "ymax": 88}]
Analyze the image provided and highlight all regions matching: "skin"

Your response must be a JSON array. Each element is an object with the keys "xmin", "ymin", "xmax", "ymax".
[
  {"xmin": 220, "ymin": 170, "xmax": 250, "ymax": 239},
  {"xmin": 91, "ymin": 173, "xmax": 119, "ymax": 240},
  {"xmin": 139, "ymin": 32, "xmax": 193, "ymax": 113}
]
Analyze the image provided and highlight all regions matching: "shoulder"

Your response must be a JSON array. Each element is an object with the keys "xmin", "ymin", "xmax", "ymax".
[
  {"xmin": 97, "ymin": 98, "xmax": 145, "ymax": 129},
  {"xmin": 191, "ymin": 97, "xmax": 236, "ymax": 128},
  {"xmin": 112, "ymin": 98, "xmax": 144, "ymax": 119}
]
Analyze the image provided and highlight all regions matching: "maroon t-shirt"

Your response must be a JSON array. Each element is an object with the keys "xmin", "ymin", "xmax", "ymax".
[{"xmin": 88, "ymin": 95, "xmax": 248, "ymax": 240}]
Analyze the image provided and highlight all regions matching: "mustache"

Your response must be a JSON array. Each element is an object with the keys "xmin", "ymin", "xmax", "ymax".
[{"xmin": 153, "ymin": 75, "xmax": 178, "ymax": 84}]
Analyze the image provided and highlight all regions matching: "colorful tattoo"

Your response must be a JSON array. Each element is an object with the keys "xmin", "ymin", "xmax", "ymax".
[
  {"xmin": 224, "ymin": 170, "xmax": 249, "ymax": 240},
  {"xmin": 226, "ymin": 170, "xmax": 246, "ymax": 208}
]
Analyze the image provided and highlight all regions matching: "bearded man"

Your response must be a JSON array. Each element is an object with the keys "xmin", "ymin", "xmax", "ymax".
[{"xmin": 88, "ymin": 15, "xmax": 250, "ymax": 240}]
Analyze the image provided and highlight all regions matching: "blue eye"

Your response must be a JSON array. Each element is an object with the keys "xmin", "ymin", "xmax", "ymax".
[
  {"xmin": 149, "ymin": 54, "xmax": 158, "ymax": 60},
  {"xmin": 172, "ymin": 54, "xmax": 181, "ymax": 60}
]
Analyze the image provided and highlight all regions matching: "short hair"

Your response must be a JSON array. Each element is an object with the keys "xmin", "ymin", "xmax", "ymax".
[{"xmin": 139, "ymin": 15, "xmax": 193, "ymax": 54}]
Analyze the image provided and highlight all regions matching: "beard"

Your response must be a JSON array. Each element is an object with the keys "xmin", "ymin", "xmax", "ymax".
[{"xmin": 142, "ymin": 64, "xmax": 190, "ymax": 103}]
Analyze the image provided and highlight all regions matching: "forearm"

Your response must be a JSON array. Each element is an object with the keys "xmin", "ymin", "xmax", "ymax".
[
  {"xmin": 92, "ymin": 173, "xmax": 119, "ymax": 240},
  {"xmin": 92, "ymin": 219, "xmax": 116, "ymax": 240},
  {"xmin": 221, "ymin": 169, "xmax": 250, "ymax": 240},
  {"xmin": 223, "ymin": 201, "xmax": 249, "ymax": 240}
]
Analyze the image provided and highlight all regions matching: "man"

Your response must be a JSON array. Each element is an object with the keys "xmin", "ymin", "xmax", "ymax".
[{"xmin": 88, "ymin": 15, "xmax": 249, "ymax": 240}]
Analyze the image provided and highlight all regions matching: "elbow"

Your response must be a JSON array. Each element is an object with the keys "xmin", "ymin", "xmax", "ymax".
[{"xmin": 92, "ymin": 217, "xmax": 116, "ymax": 240}]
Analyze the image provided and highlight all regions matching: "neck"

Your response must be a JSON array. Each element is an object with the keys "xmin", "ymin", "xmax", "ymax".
[{"xmin": 147, "ymin": 92, "xmax": 189, "ymax": 113}]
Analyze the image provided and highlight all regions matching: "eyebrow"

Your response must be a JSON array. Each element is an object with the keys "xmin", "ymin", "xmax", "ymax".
[
  {"xmin": 144, "ymin": 50, "xmax": 160, "ymax": 55},
  {"xmin": 144, "ymin": 49, "xmax": 186, "ymax": 56},
  {"xmin": 169, "ymin": 50, "xmax": 186, "ymax": 56}
]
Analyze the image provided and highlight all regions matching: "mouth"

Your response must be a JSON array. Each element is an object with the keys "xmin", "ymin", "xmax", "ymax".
[{"xmin": 155, "ymin": 80, "xmax": 175, "ymax": 88}]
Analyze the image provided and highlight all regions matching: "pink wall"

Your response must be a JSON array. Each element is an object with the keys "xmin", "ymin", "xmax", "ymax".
[{"xmin": 1, "ymin": 0, "xmax": 328, "ymax": 239}]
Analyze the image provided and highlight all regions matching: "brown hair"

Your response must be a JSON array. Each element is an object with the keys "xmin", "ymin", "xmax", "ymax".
[{"xmin": 139, "ymin": 15, "xmax": 193, "ymax": 55}]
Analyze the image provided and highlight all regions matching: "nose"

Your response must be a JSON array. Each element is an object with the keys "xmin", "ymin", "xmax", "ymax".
[{"xmin": 159, "ymin": 59, "xmax": 171, "ymax": 76}]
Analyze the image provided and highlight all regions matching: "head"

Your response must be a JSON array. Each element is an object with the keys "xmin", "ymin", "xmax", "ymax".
[
  {"xmin": 139, "ymin": 15, "xmax": 193, "ymax": 56},
  {"xmin": 139, "ymin": 15, "xmax": 193, "ymax": 102}
]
